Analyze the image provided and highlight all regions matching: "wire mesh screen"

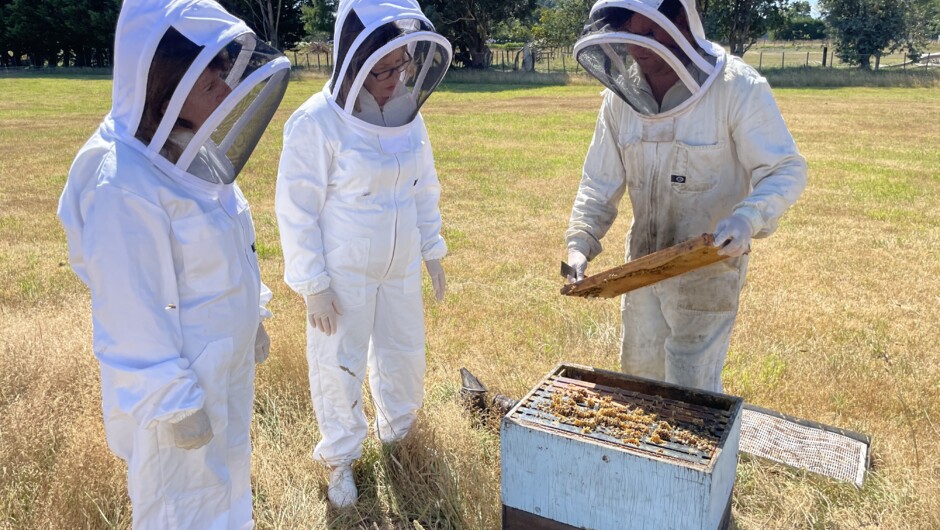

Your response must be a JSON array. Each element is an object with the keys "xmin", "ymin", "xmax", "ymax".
[{"xmin": 740, "ymin": 405, "xmax": 870, "ymax": 487}]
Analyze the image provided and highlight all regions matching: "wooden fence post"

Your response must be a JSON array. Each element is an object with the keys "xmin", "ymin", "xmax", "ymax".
[
  {"xmin": 781, "ymin": 51, "xmax": 785, "ymax": 69},
  {"xmin": 806, "ymin": 51, "xmax": 809, "ymax": 67},
  {"xmin": 758, "ymin": 51, "xmax": 763, "ymax": 71},
  {"xmin": 305, "ymin": 53, "xmax": 310, "ymax": 69}
]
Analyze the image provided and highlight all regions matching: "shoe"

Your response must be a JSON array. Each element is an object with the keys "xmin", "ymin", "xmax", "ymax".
[{"xmin": 327, "ymin": 465, "xmax": 357, "ymax": 508}]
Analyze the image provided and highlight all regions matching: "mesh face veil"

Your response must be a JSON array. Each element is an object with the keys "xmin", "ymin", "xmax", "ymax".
[
  {"xmin": 327, "ymin": 0, "xmax": 451, "ymax": 128},
  {"xmin": 136, "ymin": 29, "xmax": 290, "ymax": 183},
  {"xmin": 574, "ymin": 0, "xmax": 725, "ymax": 116}
]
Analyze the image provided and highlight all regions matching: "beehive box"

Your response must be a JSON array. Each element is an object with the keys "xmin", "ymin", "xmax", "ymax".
[{"xmin": 501, "ymin": 363, "xmax": 744, "ymax": 530}]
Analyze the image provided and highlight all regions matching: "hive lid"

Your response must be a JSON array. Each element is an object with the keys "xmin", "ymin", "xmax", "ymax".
[{"xmin": 739, "ymin": 404, "xmax": 871, "ymax": 487}]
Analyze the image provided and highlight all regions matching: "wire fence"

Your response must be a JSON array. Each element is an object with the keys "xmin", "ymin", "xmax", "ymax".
[
  {"xmin": 5, "ymin": 45, "xmax": 937, "ymax": 75},
  {"xmin": 284, "ymin": 45, "xmax": 940, "ymax": 75},
  {"xmin": 744, "ymin": 48, "xmax": 940, "ymax": 71}
]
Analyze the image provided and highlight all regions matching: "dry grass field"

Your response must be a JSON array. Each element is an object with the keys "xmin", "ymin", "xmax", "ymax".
[{"xmin": 1, "ymin": 72, "xmax": 939, "ymax": 529}]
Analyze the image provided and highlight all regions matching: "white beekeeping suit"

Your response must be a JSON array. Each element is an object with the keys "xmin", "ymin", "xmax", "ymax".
[
  {"xmin": 566, "ymin": 0, "xmax": 807, "ymax": 392},
  {"xmin": 274, "ymin": 0, "xmax": 450, "ymax": 508},
  {"xmin": 56, "ymin": 0, "xmax": 290, "ymax": 527}
]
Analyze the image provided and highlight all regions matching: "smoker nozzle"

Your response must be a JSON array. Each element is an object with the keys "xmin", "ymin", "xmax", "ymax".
[{"xmin": 459, "ymin": 367, "xmax": 517, "ymax": 417}]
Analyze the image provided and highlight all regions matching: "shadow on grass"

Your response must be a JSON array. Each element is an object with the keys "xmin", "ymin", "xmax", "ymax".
[{"xmin": 321, "ymin": 418, "xmax": 475, "ymax": 530}]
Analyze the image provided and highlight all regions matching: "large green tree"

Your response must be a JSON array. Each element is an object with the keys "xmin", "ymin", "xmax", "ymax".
[
  {"xmin": 700, "ymin": 0, "xmax": 788, "ymax": 56},
  {"xmin": 0, "ymin": 0, "xmax": 117, "ymax": 67},
  {"xmin": 820, "ymin": 0, "xmax": 907, "ymax": 69},
  {"xmin": 300, "ymin": 0, "xmax": 337, "ymax": 42},
  {"xmin": 423, "ymin": 0, "xmax": 538, "ymax": 68},
  {"xmin": 531, "ymin": 0, "xmax": 592, "ymax": 48},
  {"xmin": 902, "ymin": 0, "xmax": 940, "ymax": 61},
  {"xmin": 774, "ymin": 0, "xmax": 827, "ymax": 40}
]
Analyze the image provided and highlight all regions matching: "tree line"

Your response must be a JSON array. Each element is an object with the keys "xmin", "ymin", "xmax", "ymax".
[{"xmin": 2, "ymin": 0, "xmax": 938, "ymax": 70}]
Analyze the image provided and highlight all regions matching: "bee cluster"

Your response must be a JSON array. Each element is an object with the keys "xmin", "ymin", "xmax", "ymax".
[{"xmin": 539, "ymin": 386, "xmax": 717, "ymax": 453}]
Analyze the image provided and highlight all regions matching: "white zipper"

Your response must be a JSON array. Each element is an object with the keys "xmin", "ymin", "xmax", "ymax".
[
  {"xmin": 646, "ymin": 141, "xmax": 656, "ymax": 255},
  {"xmin": 232, "ymin": 204, "xmax": 260, "ymax": 310},
  {"xmin": 384, "ymin": 154, "xmax": 403, "ymax": 277}
]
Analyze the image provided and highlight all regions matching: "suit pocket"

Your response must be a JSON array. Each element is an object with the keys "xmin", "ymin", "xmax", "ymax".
[
  {"xmin": 670, "ymin": 141, "xmax": 727, "ymax": 194},
  {"xmin": 677, "ymin": 261, "xmax": 742, "ymax": 313},
  {"xmin": 172, "ymin": 208, "xmax": 243, "ymax": 294}
]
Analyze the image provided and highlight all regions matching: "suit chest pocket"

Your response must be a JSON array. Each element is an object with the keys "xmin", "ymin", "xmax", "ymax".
[
  {"xmin": 171, "ymin": 208, "xmax": 243, "ymax": 294},
  {"xmin": 669, "ymin": 141, "xmax": 729, "ymax": 193}
]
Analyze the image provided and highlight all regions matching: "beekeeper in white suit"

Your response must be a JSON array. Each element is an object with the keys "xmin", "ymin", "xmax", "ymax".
[
  {"xmin": 275, "ymin": 0, "xmax": 450, "ymax": 508},
  {"xmin": 57, "ymin": 0, "xmax": 290, "ymax": 527},
  {"xmin": 566, "ymin": 0, "xmax": 807, "ymax": 392}
]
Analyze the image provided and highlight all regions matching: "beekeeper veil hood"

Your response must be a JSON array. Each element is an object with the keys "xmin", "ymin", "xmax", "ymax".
[
  {"xmin": 111, "ymin": 0, "xmax": 290, "ymax": 184},
  {"xmin": 327, "ymin": 0, "xmax": 452, "ymax": 129},
  {"xmin": 574, "ymin": 0, "xmax": 725, "ymax": 115}
]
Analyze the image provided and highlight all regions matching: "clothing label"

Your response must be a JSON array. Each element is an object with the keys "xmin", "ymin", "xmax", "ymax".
[{"xmin": 671, "ymin": 175, "xmax": 687, "ymax": 183}]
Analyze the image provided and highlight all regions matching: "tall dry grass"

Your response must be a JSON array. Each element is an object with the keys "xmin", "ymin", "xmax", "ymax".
[{"xmin": 1, "ymin": 74, "xmax": 939, "ymax": 529}]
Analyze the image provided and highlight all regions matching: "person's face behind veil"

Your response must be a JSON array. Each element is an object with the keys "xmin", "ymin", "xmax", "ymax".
[
  {"xmin": 177, "ymin": 65, "xmax": 233, "ymax": 132},
  {"xmin": 362, "ymin": 47, "xmax": 411, "ymax": 107},
  {"xmin": 623, "ymin": 13, "xmax": 694, "ymax": 81}
]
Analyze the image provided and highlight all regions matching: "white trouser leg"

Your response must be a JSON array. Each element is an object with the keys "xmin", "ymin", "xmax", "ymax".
[
  {"xmin": 307, "ymin": 283, "xmax": 377, "ymax": 466},
  {"xmin": 661, "ymin": 309, "xmax": 736, "ymax": 392},
  {"xmin": 620, "ymin": 284, "xmax": 670, "ymax": 381},
  {"xmin": 227, "ymin": 345, "xmax": 256, "ymax": 528},
  {"xmin": 658, "ymin": 260, "xmax": 746, "ymax": 393},
  {"xmin": 368, "ymin": 267, "xmax": 425, "ymax": 443},
  {"xmin": 124, "ymin": 341, "xmax": 256, "ymax": 529}
]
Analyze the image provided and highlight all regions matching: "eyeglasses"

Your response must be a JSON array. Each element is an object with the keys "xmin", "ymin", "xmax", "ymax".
[{"xmin": 370, "ymin": 51, "xmax": 413, "ymax": 82}]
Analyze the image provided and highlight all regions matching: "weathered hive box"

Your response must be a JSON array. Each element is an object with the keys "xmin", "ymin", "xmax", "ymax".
[{"xmin": 501, "ymin": 363, "xmax": 744, "ymax": 530}]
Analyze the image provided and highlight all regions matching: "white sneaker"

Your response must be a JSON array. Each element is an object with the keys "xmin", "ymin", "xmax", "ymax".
[{"xmin": 327, "ymin": 465, "xmax": 358, "ymax": 508}]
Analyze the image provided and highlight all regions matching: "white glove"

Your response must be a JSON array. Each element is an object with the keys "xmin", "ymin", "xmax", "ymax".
[
  {"xmin": 306, "ymin": 288, "xmax": 344, "ymax": 336},
  {"xmin": 171, "ymin": 409, "xmax": 213, "ymax": 450},
  {"xmin": 713, "ymin": 214, "xmax": 754, "ymax": 257},
  {"xmin": 254, "ymin": 322, "xmax": 270, "ymax": 364},
  {"xmin": 567, "ymin": 250, "xmax": 588, "ymax": 282},
  {"xmin": 425, "ymin": 259, "xmax": 446, "ymax": 303}
]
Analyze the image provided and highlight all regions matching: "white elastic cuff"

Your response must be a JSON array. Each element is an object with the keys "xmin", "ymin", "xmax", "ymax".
[
  {"xmin": 421, "ymin": 239, "xmax": 448, "ymax": 262},
  {"xmin": 731, "ymin": 206, "xmax": 763, "ymax": 237},
  {"xmin": 567, "ymin": 240, "xmax": 593, "ymax": 260},
  {"xmin": 166, "ymin": 407, "xmax": 201, "ymax": 425},
  {"xmin": 296, "ymin": 276, "xmax": 332, "ymax": 298}
]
